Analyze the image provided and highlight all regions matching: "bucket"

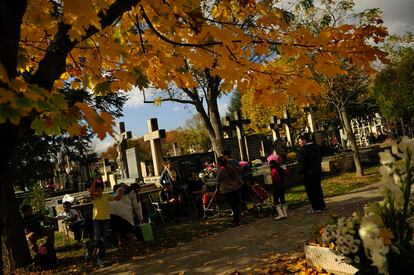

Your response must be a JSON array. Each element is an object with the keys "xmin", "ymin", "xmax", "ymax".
[{"xmin": 140, "ymin": 223, "xmax": 154, "ymax": 242}]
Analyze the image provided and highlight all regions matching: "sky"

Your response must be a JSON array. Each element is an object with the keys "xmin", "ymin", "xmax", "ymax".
[{"xmin": 93, "ymin": 0, "xmax": 414, "ymax": 153}]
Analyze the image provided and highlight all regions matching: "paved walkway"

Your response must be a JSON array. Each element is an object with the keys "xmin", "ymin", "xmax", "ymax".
[{"xmin": 98, "ymin": 184, "xmax": 382, "ymax": 275}]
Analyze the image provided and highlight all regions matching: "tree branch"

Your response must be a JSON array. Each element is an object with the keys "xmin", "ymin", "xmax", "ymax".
[{"xmin": 30, "ymin": 0, "xmax": 140, "ymax": 91}]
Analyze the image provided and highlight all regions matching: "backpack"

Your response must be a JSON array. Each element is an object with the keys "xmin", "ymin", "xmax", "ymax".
[{"xmin": 32, "ymin": 243, "xmax": 57, "ymax": 270}]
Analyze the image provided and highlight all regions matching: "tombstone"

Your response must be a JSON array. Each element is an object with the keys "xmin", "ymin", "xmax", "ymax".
[
  {"xmin": 144, "ymin": 118, "xmax": 166, "ymax": 176},
  {"xmin": 281, "ymin": 110, "xmax": 297, "ymax": 147},
  {"xmin": 244, "ymin": 135, "xmax": 269, "ymax": 161},
  {"xmin": 115, "ymin": 122, "xmax": 132, "ymax": 179},
  {"xmin": 268, "ymin": 116, "xmax": 282, "ymax": 142},
  {"xmin": 304, "ymin": 105, "xmax": 317, "ymax": 133},
  {"xmin": 140, "ymin": 162, "xmax": 149, "ymax": 178},
  {"xmin": 223, "ymin": 111, "xmax": 250, "ymax": 161},
  {"xmin": 126, "ymin": 147, "xmax": 142, "ymax": 180}
]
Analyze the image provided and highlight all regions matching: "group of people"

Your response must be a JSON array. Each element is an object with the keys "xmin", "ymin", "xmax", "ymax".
[
  {"xmin": 159, "ymin": 161, "xmax": 206, "ymax": 222},
  {"xmin": 21, "ymin": 133, "xmax": 326, "ymax": 269},
  {"xmin": 216, "ymin": 133, "xmax": 327, "ymax": 227}
]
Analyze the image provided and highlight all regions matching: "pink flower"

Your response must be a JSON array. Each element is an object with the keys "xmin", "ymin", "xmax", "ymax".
[
  {"xmin": 239, "ymin": 161, "xmax": 249, "ymax": 167},
  {"xmin": 267, "ymin": 154, "xmax": 283, "ymax": 165}
]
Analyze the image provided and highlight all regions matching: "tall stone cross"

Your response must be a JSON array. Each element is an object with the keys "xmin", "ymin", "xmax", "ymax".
[
  {"xmin": 144, "ymin": 118, "xmax": 166, "ymax": 177},
  {"xmin": 224, "ymin": 111, "xmax": 250, "ymax": 161},
  {"xmin": 303, "ymin": 105, "xmax": 317, "ymax": 133},
  {"xmin": 281, "ymin": 110, "xmax": 297, "ymax": 147},
  {"xmin": 268, "ymin": 116, "xmax": 282, "ymax": 141},
  {"xmin": 116, "ymin": 122, "xmax": 132, "ymax": 179}
]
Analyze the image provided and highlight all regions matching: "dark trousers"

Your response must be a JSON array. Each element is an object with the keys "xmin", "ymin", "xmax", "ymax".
[
  {"xmin": 191, "ymin": 194, "xmax": 204, "ymax": 217},
  {"xmin": 224, "ymin": 189, "xmax": 241, "ymax": 223},
  {"xmin": 273, "ymin": 184, "xmax": 286, "ymax": 205},
  {"xmin": 304, "ymin": 173, "xmax": 326, "ymax": 210},
  {"xmin": 69, "ymin": 221, "xmax": 82, "ymax": 242},
  {"xmin": 87, "ymin": 220, "xmax": 109, "ymax": 261}
]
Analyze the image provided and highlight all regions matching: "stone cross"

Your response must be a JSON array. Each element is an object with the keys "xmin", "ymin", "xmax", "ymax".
[
  {"xmin": 303, "ymin": 105, "xmax": 317, "ymax": 133},
  {"xmin": 224, "ymin": 111, "xmax": 250, "ymax": 161},
  {"xmin": 268, "ymin": 116, "xmax": 282, "ymax": 141},
  {"xmin": 281, "ymin": 110, "xmax": 297, "ymax": 147},
  {"xmin": 144, "ymin": 118, "xmax": 166, "ymax": 176},
  {"xmin": 172, "ymin": 142, "xmax": 179, "ymax": 156},
  {"xmin": 116, "ymin": 122, "xmax": 132, "ymax": 179}
]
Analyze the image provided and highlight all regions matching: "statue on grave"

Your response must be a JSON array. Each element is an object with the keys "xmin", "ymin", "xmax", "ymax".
[{"xmin": 115, "ymin": 131, "xmax": 127, "ymax": 178}]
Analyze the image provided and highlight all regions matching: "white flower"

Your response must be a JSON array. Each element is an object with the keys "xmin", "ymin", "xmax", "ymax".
[
  {"xmin": 359, "ymin": 219, "xmax": 389, "ymax": 274},
  {"xmin": 379, "ymin": 150, "xmax": 395, "ymax": 165},
  {"xmin": 398, "ymin": 136, "xmax": 414, "ymax": 161},
  {"xmin": 350, "ymin": 244, "xmax": 359, "ymax": 253},
  {"xmin": 343, "ymin": 256, "xmax": 353, "ymax": 264},
  {"xmin": 341, "ymin": 246, "xmax": 350, "ymax": 255}
]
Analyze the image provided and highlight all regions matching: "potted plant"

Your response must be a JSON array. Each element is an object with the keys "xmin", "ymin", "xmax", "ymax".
[{"xmin": 317, "ymin": 137, "xmax": 414, "ymax": 274}]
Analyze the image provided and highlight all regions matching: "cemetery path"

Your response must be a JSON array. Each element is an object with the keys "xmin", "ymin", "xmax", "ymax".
[{"xmin": 97, "ymin": 183, "xmax": 382, "ymax": 275}]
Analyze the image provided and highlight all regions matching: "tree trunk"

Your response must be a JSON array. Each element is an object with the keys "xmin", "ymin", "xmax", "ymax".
[
  {"xmin": 208, "ymin": 98, "xmax": 224, "ymax": 156},
  {"xmin": 340, "ymin": 108, "xmax": 364, "ymax": 176},
  {"xmin": 0, "ymin": 0, "xmax": 32, "ymax": 271},
  {"xmin": 0, "ymin": 123, "xmax": 32, "ymax": 272}
]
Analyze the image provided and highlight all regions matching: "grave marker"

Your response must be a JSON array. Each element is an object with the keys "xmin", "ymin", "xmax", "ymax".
[
  {"xmin": 144, "ymin": 118, "xmax": 166, "ymax": 176},
  {"xmin": 223, "ymin": 111, "xmax": 250, "ymax": 161},
  {"xmin": 126, "ymin": 147, "xmax": 142, "ymax": 180},
  {"xmin": 281, "ymin": 110, "xmax": 297, "ymax": 147}
]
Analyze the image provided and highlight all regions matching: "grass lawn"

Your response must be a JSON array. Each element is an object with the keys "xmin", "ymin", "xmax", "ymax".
[
  {"xmin": 18, "ymin": 165, "xmax": 381, "ymax": 273},
  {"xmin": 286, "ymin": 165, "xmax": 381, "ymax": 209}
]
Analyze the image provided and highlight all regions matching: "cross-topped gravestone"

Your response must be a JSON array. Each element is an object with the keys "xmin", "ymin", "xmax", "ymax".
[
  {"xmin": 144, "ymin": 118, "xmax": 166, "ymax": 176},
  {"xmin": 115, "ymin": 122, "xmax": 132, "ymax": 179},
  {"xmin": 268, "ymin": 116, "xmax": 282, "ymax": 141},
  {"xmin": 281, "ymin": 110, "xmax": 297, "ymax": 147},
  {"xmin": 304, "ymin": 105, "xmax": 317, "ymax": 133},
  {"xmin": 224, "ymin": 111, "xmax": 250, "ymax": 161}
]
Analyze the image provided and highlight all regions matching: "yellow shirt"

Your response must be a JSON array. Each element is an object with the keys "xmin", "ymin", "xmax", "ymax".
[{"xmin": 92, "ymin": 194, "xmax": 111, "ymax": 220}]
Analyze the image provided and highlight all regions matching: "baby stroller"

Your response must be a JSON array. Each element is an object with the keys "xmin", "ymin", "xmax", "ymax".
[
  {"xmin": 249, "ymin": 184, "xmax": 273, "ymax": 210},
  {"xmin": 240, "ymin": 163, "xmax": 273, "ymax": 213},
  {"xmin": 202, "ymin": 180, "xmax": 219, "ymax": 218}
]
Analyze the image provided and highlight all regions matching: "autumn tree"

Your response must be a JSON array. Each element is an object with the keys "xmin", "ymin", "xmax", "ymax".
[
  {"xmin": 293, "ymin": 0, "xmax": 388, "ymax": 176},
  {"xmin": 176, "ymin": 114, "xmax": 211, "ymax": 152},
  {"xmin": 0, "ymin": 0, "xmax": 387, "ymax": 270},
  {"xmin": 373, "ymin": 43, "xmax": 414, "ymax": 123}
]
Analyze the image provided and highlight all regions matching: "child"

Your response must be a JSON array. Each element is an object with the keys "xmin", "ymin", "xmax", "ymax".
[
  {"xmin": 268, "ymin": 155, "xmax": 288, "ymax": 220},
  {"xmin": 55, "ymin": 202, "xmax": 83, "ymax": 244},
  {"xmin": 85, "ymin": 177, "xmax": 123, "ymax": 267},
  {"xmin": 21, "ymin": 204, "xmax": 55, "ymax": 253}
]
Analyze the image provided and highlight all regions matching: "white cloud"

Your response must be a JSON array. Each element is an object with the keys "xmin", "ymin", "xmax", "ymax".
[
  {"xmin": 92, "ymin": 136, "xmax": 114, "ymax": 153},
  {"xmin": 124, "ymin": 87, "xmax": 161, "ymax": 108},
  {"xmin": 173, "ymin": 106, "xmax": 181, "ymax": 112}
]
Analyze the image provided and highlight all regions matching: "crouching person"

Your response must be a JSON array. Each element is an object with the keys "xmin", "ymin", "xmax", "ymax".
[
  {"xmin": 21, "ymin": 204, "xmax": 55, "ymax": 253},
  {"xmin": 55, "ymin": 201, "xmax": 84, "ymax": 244}
]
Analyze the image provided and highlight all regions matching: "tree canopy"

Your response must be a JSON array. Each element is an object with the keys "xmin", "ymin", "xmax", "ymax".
[
  {"xmin": 373, "ymin": 47, "xmax": 414, "ymax": 120},
  {"xmin": 1, "ymin": 0, "xmax": 388, "ymax": 139}
]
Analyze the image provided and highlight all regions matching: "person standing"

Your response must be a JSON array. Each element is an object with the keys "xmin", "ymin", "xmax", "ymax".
[
  {"xmin": 216, "ymin": 156, "xmax": 243, "ymax": 227},
  {"xmin": 297, "ymin": 134, "xmax": 327, "ymax": 214},
  {"xmin": 85, "ymin": 177, "xmax": 123, "ymax": 267},
  {"xmin": 267, "ymin": 155, "xmax": 288, "ymax": 220},
  {"xmin": 160, "ymin": 161, "xmax": 184, "ymax": 201}
]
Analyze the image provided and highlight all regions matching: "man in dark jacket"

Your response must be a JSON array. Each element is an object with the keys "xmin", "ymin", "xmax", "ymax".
[{"xmin": 297, "ymin": 134, "xmax": 327, "ymax": 214}]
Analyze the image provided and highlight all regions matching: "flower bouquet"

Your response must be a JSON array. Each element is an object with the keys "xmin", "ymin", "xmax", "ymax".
[
  {"xmin": 322, "ymin": 137, "xmax": 414, "ymax": 274},
  {"xmin": 199, "ymin": 162, "xmax": 218, "ymax": 182}
]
